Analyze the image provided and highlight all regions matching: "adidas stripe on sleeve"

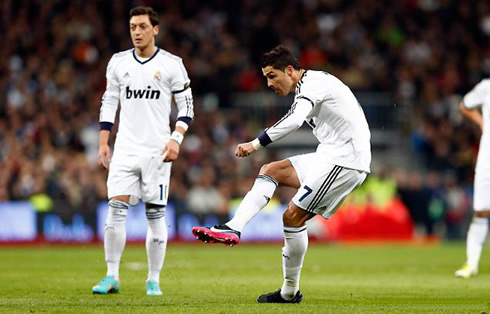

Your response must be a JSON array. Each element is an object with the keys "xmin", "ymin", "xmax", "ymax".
[{"xmin": 257, "ymin": 98, "xmax": 313, "ymax": 146}]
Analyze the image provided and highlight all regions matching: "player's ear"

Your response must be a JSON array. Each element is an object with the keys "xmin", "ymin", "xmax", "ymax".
[
  {"xmin": 153, "ymin": 25, "xmax": 159, "ymax": 36},
  {"xmin": 285, "ymin": 65, "xmax": 294, "ymax": 77}
]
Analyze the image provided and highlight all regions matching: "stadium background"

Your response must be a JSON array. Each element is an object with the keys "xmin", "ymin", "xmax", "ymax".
[
  {"xmin": 2, "ymin": 1, "xmax": 490, "ymax": 312},
  {"xmin": 1, "ymin": 0, "xmax": 489, "ymax": 243}
]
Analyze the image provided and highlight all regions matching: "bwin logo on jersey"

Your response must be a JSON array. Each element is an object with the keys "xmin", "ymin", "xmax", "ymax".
[{"xmin": 126, "ymin": 86, "xmax": 161, "ymax": 99}]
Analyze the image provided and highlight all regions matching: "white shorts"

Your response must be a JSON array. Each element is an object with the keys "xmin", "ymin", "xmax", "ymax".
[
  {"xmin": 107, "ymin": 153, "xmax": 171, "ymax": 206},
  {"xmin": 474, "ymin": 171, "xmax": 490, "ymax": 211},
  {"xmin": 288, "ymin": 153, "xmax": 367, "ymax": 218}
]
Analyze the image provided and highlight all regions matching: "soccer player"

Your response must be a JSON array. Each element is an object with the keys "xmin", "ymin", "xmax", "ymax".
[
  {"xmin": 92, "ymin": 6, "xmax": 194, "ymax": 295},
  {"xmin": 192, "ymin": 46, "xmax": 371, "ymax": 303},
  {"xmin": 455, "ymin": 79, "xmax": 490, "ymax": 278}
]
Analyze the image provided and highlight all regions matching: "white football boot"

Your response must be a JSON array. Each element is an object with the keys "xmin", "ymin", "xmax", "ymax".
[{"xmin": 454, "ymin": 263, "xmax": 478, "ymax": 278}]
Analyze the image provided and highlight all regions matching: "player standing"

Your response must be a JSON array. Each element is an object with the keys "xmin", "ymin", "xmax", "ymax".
[
  {"xmin": 455, "ymin": 79, "xmax": 490, "ymax": 278},
  {"xmin": 92, "ymin": 6, "xmax": 194, "ymax": 295},
  {"xmin": 193, "ymin": 46, "xmax": 370, "ymax": 303}
]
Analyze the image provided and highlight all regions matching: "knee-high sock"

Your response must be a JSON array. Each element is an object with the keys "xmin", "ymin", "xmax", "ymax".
[
  {"xmin": 281, "ymin": 226, "xmax": 308, "ymax": 300},
  {"xmin": 226, "ymin": 174, "xmax": 278, "ymax": 232},
  {"xmin": 466, "ymin": 216, "xmax": 488, "ymax": 271},
  {"xmin": 105, "ymin": 200, "xmax": 129, "ymax": 280},
  {"xmin": 146, "ymin": 206, "xmax": 168, "ymax": 283}
]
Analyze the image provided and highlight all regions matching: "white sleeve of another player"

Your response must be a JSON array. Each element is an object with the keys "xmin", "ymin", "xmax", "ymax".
[
  {"xmin": 463, "ymin": 81, "xmax": 488, "ymax": 109},
  {"xmin": 264, "ymin": 98, "xmax": 312, "ymax": 142},
  {"xmin": 99, "ymin": 56, "xmax": 120, "ymax": 123}
]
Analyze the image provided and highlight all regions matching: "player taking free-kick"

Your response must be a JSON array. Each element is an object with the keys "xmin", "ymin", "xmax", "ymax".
[{"xmin": 192, "ymin": 46, "xmax": 371, "ymax": 303}]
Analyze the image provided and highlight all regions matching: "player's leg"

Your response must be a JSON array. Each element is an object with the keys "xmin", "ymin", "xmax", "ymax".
[
  {"xmin": 144, "ymin": 203, "xmax": 167, "ymax": 295},
  {"xmin": 226, "ymin": 159, "xmax": 300, "ymax": 231},
  {"xmin": 94, "ymin": 154, "xmax": 139, "ymax": 294},
  {"xmin": 467, "ymin": 211, "xmax": 490, "ymax": 271},
  {"xmin": 256, "ymin": 203, "xmax": 311, "ymax": 304},
  {"xmin": 141, "ymin": 156, "xmax": 170, "ymax": 295},
  {"xmin": 93, "ymin": 195, "xmax": 130, "ymax": 294},
  {"xmin": 281, "ymin": 203, "xmax": 315, "ymax": 300},
  {"xmin": 193, "ymin": 157, "xmax": 303, "ymax": 245},
  {"xmin": 258, "ymin": 164, "xmax": 367, "ymax": 303},
  {"xmin": 456, "ymin": 210, "xmax": 490, "ymax": 278},
  {"xmin": 105, "ymin": 195, "xmax": 130, "ymax": 279},
  {"xmin": 456, "ymin": 173, "xmax": 490, "ymax": 278}
]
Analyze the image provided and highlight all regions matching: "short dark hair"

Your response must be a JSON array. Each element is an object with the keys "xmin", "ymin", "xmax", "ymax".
[
  {"xmin": 129, "ymin": 6, "xmax": 159, "ymax": 27},
  {"xmin": 261, "ymin": 46, "xmax": 301, "ymax": 70}
]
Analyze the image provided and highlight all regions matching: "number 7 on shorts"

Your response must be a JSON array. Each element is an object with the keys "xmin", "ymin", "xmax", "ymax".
[{"xmin": 299, "ymin": 185, "xmax": 312, "ymax": 202}]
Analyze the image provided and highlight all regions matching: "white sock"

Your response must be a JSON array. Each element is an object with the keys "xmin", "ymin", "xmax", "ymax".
[
  {"xmin": 226, "ymin": 174, "xmax": 278, "ymax": 232},
  {"xmin": 281, "ymin": 226, "xmax": 308, "ymax": 300},
  {"xmin": 105, "ymin": 200, "xmax": 128, "ymax": 280},
  {"xmin": 466, "ymin": 216, "xmax": 488, "ymax": 271},
  {"xmin": 146, "ymin": 206, "xmax": 168, "ymax": 283}
]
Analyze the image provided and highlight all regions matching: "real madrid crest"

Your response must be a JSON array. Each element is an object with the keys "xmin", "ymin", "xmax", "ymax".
[{"xmin": 154, "ymin": 70, "xmax": 161, "ymax": 81}]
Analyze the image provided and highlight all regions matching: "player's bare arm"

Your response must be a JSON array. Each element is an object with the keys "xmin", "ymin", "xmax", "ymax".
[
  {"xmin": 162, "ymin": 140, "xmax": 180, "ymax": 162},
  {"xmin": 460, "ymin": 101, "xmax": 483, "ymax": 131},
  {"xmin": 161, "ymin": 126, "xmax": 186, "ymax": 162},
  {"xmin": 235, "ymin": 65, "xmax": 305, "ymax": 159},
  {"xmin": 235, "ymin": 142, "xmax": 256, "ymax": 157},
  {"xmin": 98, "ymin": 130, "xmax": 111, "ymax": 170}
]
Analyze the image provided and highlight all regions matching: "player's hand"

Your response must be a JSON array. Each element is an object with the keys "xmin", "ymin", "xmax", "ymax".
[
  {"xmin": 98, "ymin": 144, "xmax": 111, "ymax": 171},
  {"xmin": 161, "ymin": 140, "xmax": 180, "ymax": 162},
  {"xmin": 235, "ymin": 142, "xmax": 256, "ymax": 158}
]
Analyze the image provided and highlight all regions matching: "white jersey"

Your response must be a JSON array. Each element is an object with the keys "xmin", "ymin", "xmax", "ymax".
[
  {"xmin": 259, "ymin": 70, "xmax": 371, "ymax": 172},
  {"xmin": 463, "ymin": 78, "xmax": 490, "ymax": 173},
  {"xmin": 99, "ymin": 48, "xmax": 194, "ymax": 156}
]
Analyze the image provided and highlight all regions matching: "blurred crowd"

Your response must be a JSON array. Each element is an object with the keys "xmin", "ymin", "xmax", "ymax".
[{"xmin": 1, "ymin": 0, "xmax": 489, "ymax": 239}]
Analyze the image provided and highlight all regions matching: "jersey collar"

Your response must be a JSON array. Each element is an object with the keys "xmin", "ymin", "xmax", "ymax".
[
  {"xmin": 299, "ymin": 69, "xmax": 308, "ymax": 81},
  {"xmin": 133, "ymin": 47, "xmax": 159, "ymax": 65}
]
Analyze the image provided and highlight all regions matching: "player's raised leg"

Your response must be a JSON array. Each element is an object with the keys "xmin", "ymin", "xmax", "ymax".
[
  {"xmin": 93, "ymin": 197, "xmax": 128, "ymax": 294},
  {"xmin": 145, "ymin": 203, "xmax": 167, "ymax": 296},
  {"xmin": 192, "ymin": 160, "xmax": 300, "ymax": 246}
]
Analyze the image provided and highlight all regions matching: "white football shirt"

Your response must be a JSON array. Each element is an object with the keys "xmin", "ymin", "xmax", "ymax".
[
  {"xmin": 99, "ymin": 48, "xmax": 194, "ymax": 156},
  {"xmin": 463, "ymin": 78, "xmax": 490, "ymax": 173},
  {"xmin": 259, "ymin": 70, "xmax": 371, "ymax": 172}
]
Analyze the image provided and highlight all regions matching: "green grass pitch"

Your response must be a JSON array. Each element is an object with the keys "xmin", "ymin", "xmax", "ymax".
[{"xmin": 0, "ymin": 243, "xmax": 488, "ymax": 313}]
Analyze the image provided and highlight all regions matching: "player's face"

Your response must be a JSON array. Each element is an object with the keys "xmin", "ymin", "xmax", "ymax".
[
  {"xmin": 129, "ymin": 15, "xmax": 159, "ymax": 50},
  {"xmin": 262, "ymin": 65, "xmax": 295, "ymax": 96}
]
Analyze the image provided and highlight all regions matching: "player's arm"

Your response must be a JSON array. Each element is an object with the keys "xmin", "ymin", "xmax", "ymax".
[
  {"xmin": 98, "ymin": 129, "xmax": 111, "ymax": 170},
  {"xmin": 98, "ymin": 56, "xmax": 120, "ymax": 170},
  {"xmin": 236, "ymin": 98, "xmax": 312, "ymax": 157},
  {"xmin": 161, "ymin": 124, "xmax": 188, "ymax": 162},
  {"xmin": 162, "ymin": 58, "xmax": 194, "ymax": 162},
  {"xmin": 459, "ymin": 101, "xmax": 483, "ymax": 131},
  {"xmin": 162, "ymin": 93, "xmax": 193, "ymax": 162}
]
